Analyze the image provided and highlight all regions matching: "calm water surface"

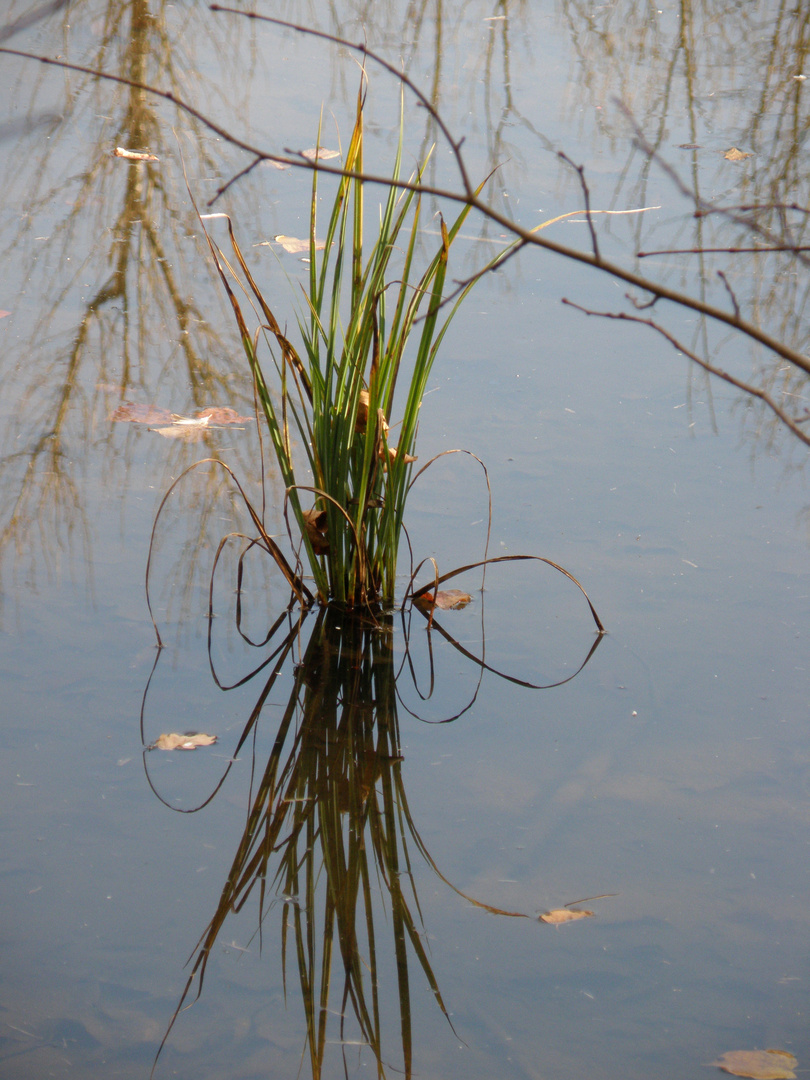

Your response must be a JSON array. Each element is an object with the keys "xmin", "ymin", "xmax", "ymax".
[{"xmin": 1, "ymin": 2, "xmax": 808, "ymax": 1078}]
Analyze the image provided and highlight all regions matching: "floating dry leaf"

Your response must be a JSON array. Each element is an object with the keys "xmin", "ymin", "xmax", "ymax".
[
  {"xmin": 0, "ymin": 310, "xmax": 10, "ymax": 319},
  {"xmin": 113, "ymin": 146, "xmax": 159, "ymax": 161},
  {"xmin": 195, "ymin": 406, "xmax": 252, "ymax": 425},
  {"xmin": 261, "ymin": 159, "xmax": 291, "ymax": 170},
  {"xmin": 301, "ymin": 147, "xmax": 340, "ymax": 161},
  {"xmin": 151, "ymin": 425, "xmax": 207, "ymax": 442},
  {"xmin": 151, "ymin": 732, "xmax": 218, "ymax": 751},
  {"xmin": 724, "ymin": 147, "xmax": 752, "ymax": 161},
  {"xmin": 415, "ymin": 589, "xmax": 473, "ymax": 613},
  {"xmin": 710, "ymin": 1050, "xmax": 797, "ymax": 1080},
  {"xmin": 110, "ymin": 402, "xmax": 173, "ymax": 425},
  {"xmin": 538, "ymin": 908, "xmax": 594, "ymax": 925},
  {"xmin": 273, "ymin": 234, "xmax": 329, "ymax": 254},
  {"xmin": 111, "ymin": 403, "xmax": 251, "ymax": 429}
]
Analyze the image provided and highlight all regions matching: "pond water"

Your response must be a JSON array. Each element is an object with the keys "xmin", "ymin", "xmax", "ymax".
[{"xmin": 1, "ymin": 2, "xmax": 809, "ymax": 1079}]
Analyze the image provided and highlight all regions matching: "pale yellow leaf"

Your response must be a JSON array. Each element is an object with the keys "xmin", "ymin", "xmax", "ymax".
[
  {"xmin": 151, "ymin": 732, "xmax": 218, "ymax": 751},
  {"xmin": 273, "ymin": 235, "xmax": 328, "ymax": 254},
  {"xmin": 301, "ymin": 147, "xmax": 340, "ymax": 161},
  {"xmin": 724, "ymin": 147, "xmax": 752, "ymax": 161},
  {"xmin": 710, "ymin": 1050, "xmax": 797, "ymax": 1080},
  {"xmin": 538, "ymin": 908, "xmax": 594, "ymax": 925},
  {"xmin": 113, "ymin": 147, "xmax": 159, "ymax": 161}
]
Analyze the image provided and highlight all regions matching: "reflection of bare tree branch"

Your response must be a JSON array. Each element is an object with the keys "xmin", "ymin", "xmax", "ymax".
[
  {"xmin": 5, "ymin": 19, "xmax": 809, "ymax": 380},
  {"xmin": 0, "ymin": 2, "xmax": 263, "ymax": 615}
]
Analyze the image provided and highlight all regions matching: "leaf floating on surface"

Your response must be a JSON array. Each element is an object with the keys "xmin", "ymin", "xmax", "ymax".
[
  {"xmin": 724, "ymin": 147, "xmax": 753, "ymax": 161},
  {"xmin": 195, "ymin": 406, "xmax": 253, "ymax": 425},
  {"xmin": 538, "ymin": 908, "xmax": 594, "ymax": 925},
  {"xmin": 150, "ymin": 732, "xmax": 218, "ymax": 751},
  {"xmin": 261, "ymin": 159, "xmax": 290, "ymax": 170},
  {"xmin": 110, "ymin": 403, "xmax": 174, "ymax": 425},
  {"xmin": 300, "ymin": 147, "xmax": 340, "ymax": 161},
  {"xmin": 113, "ymin": 146, "xmax": 159, "ymax": 161},
  {"xmin": 415, "ymin": 589, "xmax": 472, "ymax": 613},
  {"xmin": 111, "ymin": 403, "xmax": 251, "ymax": 430},
  {"xmin": 273, "ymin": 234, "xmax": 329, "ymax": 254},
  {"xmin": 0, "ymin": 310, "xmax": 10, "ymax": 319},
  {"xmin": 151, "ymin": 425, "xmax": 208, "ymax": 442},
  {"xmin": 710, "ymin": 1050, "xmax": 798, "ymax": 1080}
]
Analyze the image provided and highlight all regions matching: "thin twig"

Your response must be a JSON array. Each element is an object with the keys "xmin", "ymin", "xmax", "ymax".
[
  {"xmin": 716, "ymin": 270, "xmax": 740, "ymax": 322},
  {"xmin": 558, "ymin": 152, "xmax": 600, "ymax": 262},
  {"xmin": 562, "ymin": 299, "xmax": 810, "ymax": 447}
]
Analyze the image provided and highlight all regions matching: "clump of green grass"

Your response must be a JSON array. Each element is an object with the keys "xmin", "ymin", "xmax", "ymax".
[{"xmin": 197, "ymin": 78, "xmax": 504, "ymax": 611}]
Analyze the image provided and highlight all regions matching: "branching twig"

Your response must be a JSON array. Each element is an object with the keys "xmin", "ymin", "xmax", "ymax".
[
  {"xmin": 562, "ymin": 299, "xmax": 810, "ymax": 447},
  {"xmin": 716, "ymin": 270, "xmax": 740, "ymax": 323},
  {"xmin": 558, "ymin": 152, "xmax": 600, "ymax": 262},
  {"xmin": 3, "ymin": 16, "xmax": 810, "ymax": 437}
]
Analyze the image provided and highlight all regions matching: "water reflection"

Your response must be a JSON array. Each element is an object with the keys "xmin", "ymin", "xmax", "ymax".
[
  {"xmin": 560, "ymin": 0, "xmax": 810, "ymax": 441},
  {"xmin": 0, "ymin": 0, "xmax": 256, "ymax": 605},
  {"xmin": 141, "ymin": 591, "xmax": 601, "ymax": 1077}
]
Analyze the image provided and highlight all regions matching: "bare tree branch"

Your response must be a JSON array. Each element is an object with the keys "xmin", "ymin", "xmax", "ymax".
[{"xmin": 562, "ymin": 299, "xmax": 810, "ymax": 447}]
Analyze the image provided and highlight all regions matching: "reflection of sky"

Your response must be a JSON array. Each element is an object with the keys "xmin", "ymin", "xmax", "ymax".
[{"xmin": 0, "ymin": 2, "xmax": 808, "ymax": 1078}]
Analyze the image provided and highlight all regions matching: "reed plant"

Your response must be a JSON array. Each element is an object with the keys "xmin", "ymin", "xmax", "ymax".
[{"xmin": 198, "ymin": 79, "xmax": 505, "ymax": 611}]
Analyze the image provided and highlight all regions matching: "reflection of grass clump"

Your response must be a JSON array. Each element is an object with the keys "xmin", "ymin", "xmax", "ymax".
[
  {"xmin": 158, "ymin": 609, "xmax": 456, "ymax": 1078},
  {"xmin": 198, "ymin": 78, "xmax": 504, "ymax": 611}
]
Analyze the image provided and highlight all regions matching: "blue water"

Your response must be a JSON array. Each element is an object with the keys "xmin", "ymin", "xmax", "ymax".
[{"xmin": 1, "ymin": 2, "xmax": 808, "ymax": 1078}]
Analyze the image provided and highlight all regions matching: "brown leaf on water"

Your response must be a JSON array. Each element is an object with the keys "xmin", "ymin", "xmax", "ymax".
[
  {"xmin": 300, "ymin": 147, "xmax": 340, "ymax": 161},
  {"xmin": 539, "ymin": 908, "xmax": 594, "ymax": 925},
  {"xmin": 113, "ymin": 146, "xmax": 159, "ymax": 161},
  {"xmin": 710, "ymin": 1050, "xmax": 797, "ymax": 1080},
  {"xmin": 303, "ymin": 506, "xmax": 330, "ymax": 556},
  {"xmin": 151, "ymin": 732, "xmax": 218, "ymax": 751},
  {"xmin": 273, "ymin": 234, "xmax": 329, "ymax": 254},
  {"xmin": 724, "ymin": 147, "xmax": 752, "ymax": 161},
  {"xmin": 110, "ymin": 403, "xmax": 174, "ymax": 425},
  {"xmin": 415, "ymin": 589, "xmax": 473, "ymax": 613},
  {"xmin": 0, "ymin": 310, "xmax": 10, "ymax": 319},
  {"xmin": 111, "ymin": 403, "xmax": 251, "ymax": 430},
  {"xmin": 196, "ymin": 406, "xmax": 252, "ymax": 425}
]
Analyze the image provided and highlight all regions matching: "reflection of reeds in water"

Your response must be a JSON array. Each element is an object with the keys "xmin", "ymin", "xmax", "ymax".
[{"xmin": 160, "ymin": 608, "xmax": 452, "ymax": 1079}]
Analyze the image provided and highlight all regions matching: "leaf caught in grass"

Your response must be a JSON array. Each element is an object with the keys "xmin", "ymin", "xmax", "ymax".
[
  {"xmin": 415, "ymin": 589, "xmax": 472, "ymax": 613},
  {"xmin": 724, "ymin": 147, "xmax": 752, "ymax": 161},
  {"xmin": 301, "ymin": 147, "xmax": 340, "ymax": 161},
  {"xmin": 538, "ymin": 908, "xmax": 594, "ymax": 925},
  {"xmin": 379, "ymin": 444, "xmax": 418, "ymax": 467},
  {"xmin": 710, "ymin": 1051, "xmax": 798, "ymax": 1080},
  {"xmin": 113, "ymin": 146, "xmax": 159, "ymax": 161},
  {"xmin": 150, "ymin": 732, "xmax": 218, "ymax": 751},
  {"xmin": 273, "ymin": 234, "xmax": 329, "ymax": 254},
  {"xmin": 303, "ymin": 506, "xmax": 330, "ymax": 556}
]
